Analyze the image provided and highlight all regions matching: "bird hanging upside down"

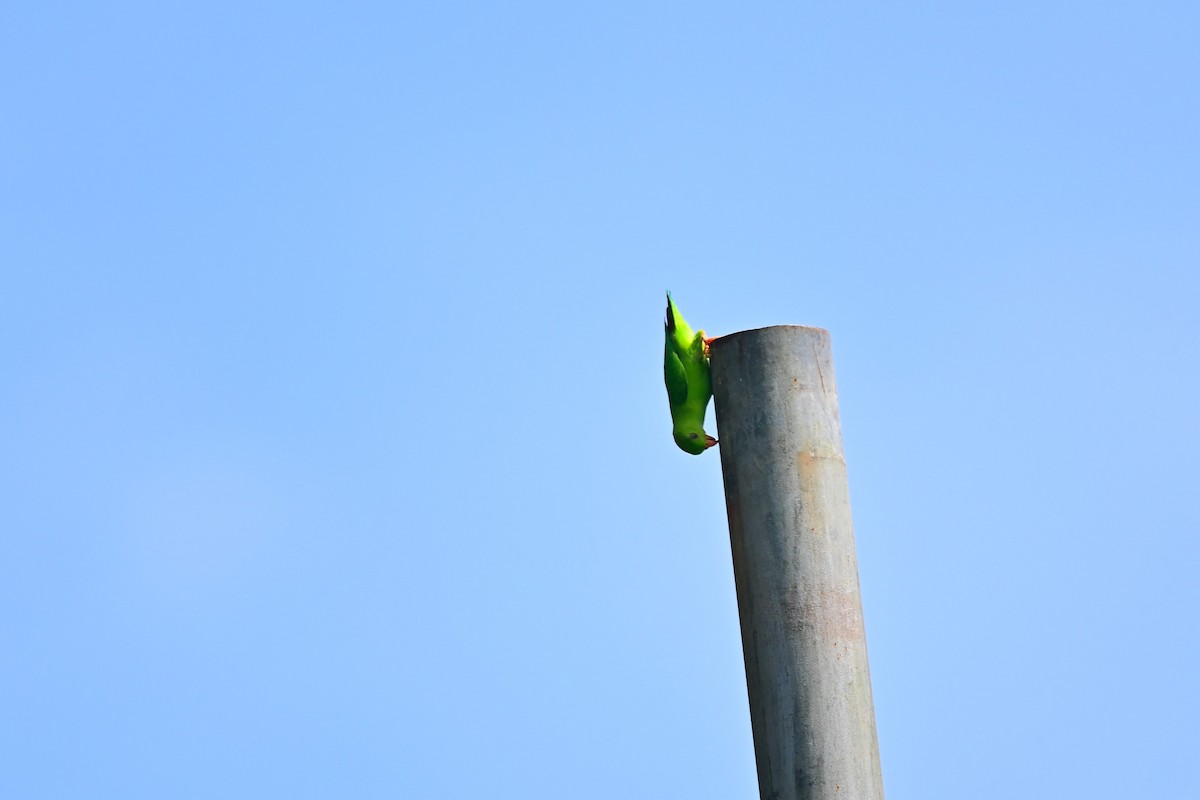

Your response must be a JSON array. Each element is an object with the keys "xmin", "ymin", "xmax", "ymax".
[{"xmin": 664, "ymin": 291, "xmax": 718, "ymax": 455}]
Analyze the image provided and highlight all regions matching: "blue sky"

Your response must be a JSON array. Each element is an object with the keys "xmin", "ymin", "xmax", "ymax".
[{"xmin": 3, "ymin": 2, "xmax": 1198, "ymax": 797}]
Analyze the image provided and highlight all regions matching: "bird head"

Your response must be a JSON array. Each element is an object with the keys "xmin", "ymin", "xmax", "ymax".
[{"xmin": 673, "ymin": 427, "xmax": 719, "ymax": 455}]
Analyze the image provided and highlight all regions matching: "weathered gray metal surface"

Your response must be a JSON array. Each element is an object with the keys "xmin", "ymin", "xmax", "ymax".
[{"xmin": 710, "ymin": 326, "xmax": 883, "ymax": 800}]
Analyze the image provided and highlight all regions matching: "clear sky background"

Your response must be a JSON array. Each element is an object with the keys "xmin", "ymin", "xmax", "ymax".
[{"xmin": 3, "ymin": 2, "xmax": 1198, "ymax": 798}]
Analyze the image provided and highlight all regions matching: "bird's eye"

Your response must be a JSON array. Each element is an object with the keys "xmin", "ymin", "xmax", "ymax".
[{"xmin": 689, "ymin": 433, "xmax": 698, "ymax": 439}]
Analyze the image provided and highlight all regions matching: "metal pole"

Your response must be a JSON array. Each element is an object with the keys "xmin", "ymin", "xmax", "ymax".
[{"xmin": 710, "ymin": 325, "xmax": 883, "ymax": 800}]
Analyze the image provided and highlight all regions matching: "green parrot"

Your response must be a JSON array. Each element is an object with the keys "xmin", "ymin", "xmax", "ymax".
[{"xmin": 664, "ymin": 291, "xmax": 718, "ymax": 455}]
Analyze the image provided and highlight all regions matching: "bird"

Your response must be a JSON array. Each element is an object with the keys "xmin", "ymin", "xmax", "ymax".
[{"xmin": 664, "ymin": 291, "xmax": 718, "ymax": 455}]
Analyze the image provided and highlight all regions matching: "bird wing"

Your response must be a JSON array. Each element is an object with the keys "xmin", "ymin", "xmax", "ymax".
[{"xmin": 664, "ymin": 347, "xmax": 690, "ymax": 407}]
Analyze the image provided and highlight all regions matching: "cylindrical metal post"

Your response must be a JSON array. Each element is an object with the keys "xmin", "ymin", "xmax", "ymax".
[{"xmin": 710, "ymin": 326, "xmax": 883, "ymax": 800}]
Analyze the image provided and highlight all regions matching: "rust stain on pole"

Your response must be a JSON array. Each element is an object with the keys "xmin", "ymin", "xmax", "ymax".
[{"xmin": 710, "ymin": 325, "xmax": 883, "ymax": 800}]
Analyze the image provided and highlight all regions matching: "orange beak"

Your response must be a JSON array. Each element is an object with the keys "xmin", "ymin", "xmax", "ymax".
[{"xmin": 705, "ymin": 435, "xmax": 719, "ymax": 448}]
